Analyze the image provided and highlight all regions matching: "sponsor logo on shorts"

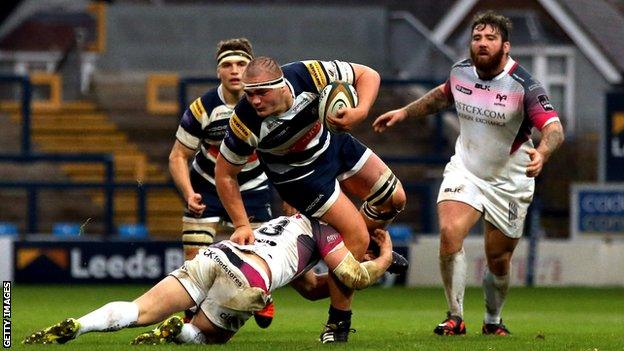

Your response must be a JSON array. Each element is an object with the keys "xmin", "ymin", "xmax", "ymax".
[
  {"xmin": 305, "ymin": 194, "xmax": 325, "ymax": 212},
  {"xmin": 203, "ymin": 250, "xmax": 244, "ymax": 288},
  {"xmin": 508, "ymin": 201, "xmax": 518, "ymax": 222},
  {"xmin": 455, "ymin": 84, "xmax": 472, "ymax": 95},
  {"xmin": 443, "ymin": 185, "xmax": 464, "ymax": 193}
]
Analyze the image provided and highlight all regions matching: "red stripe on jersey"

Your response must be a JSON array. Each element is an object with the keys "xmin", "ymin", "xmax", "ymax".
[
  {"xmin": 508, "ymin": 62, "xmax": 519, "ymax": 75},
  {"xmin": 208, "ymin": 144, "xmax": 258, "ymax": 162},
  {"xmin": 289, "ymin": 122, "xmax": 321, "ymax": 153}
]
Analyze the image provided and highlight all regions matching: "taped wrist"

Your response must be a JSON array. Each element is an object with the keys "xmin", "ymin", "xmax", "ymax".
[{"xmin": 332, "ymin": 252, "xmax": 384, "ymax": 290}]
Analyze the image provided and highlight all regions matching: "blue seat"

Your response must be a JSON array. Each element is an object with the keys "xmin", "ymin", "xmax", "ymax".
[
  {"xmin": 52, "ymin": 222, "xmax": 82, "ymax": 237},
  {"xmin": 387, "ymin": 224, "xmax": 413, "ymax": 244},
  {"xmin": 118, "ymin": 223, "xmax": 149, "ymax": 239},
  {"xmin": 0, "ymin": 222, "xmax": 18, "ymax": 236}
]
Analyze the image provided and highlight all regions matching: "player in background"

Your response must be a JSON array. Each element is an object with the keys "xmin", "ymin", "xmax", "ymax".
[
  {"xmin": 373, "ymin": 11, "xmax": 564, "ymax": 336},
  {"xmin": 23, "ymin": 215, "xmax": 394, "ymax": 345},
  {"xmin": 167, "ymin": 38, "xmax": 274, "ymax": 326},
  {"xmin": 215, "ymin": 57, "xmax": 408, "ymax": 342}
]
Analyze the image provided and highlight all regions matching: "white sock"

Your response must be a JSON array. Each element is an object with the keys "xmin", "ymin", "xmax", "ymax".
[
  {"xmin": 483, "ymin": 268, "xmax": 509, "ymax": 324},
  {"xmin": 177, "ymin": 323, "xmax": 206, "ymax": 344},
  {"xmin": 76, "ymin": 301, "xmax": 139, "ymax": 336},
  {"xmin": 439, "ymin": 248, "xmax": 467, "ymax": 317}
]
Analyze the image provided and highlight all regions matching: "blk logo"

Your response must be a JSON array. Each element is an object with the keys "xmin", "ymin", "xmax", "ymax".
[{"xmin": 475, "ymin": 83, "xmax": 490, "ymax": 91}]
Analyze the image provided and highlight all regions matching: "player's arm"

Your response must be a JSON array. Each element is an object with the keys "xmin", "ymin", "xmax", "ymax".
[
  {"xmin": 323, "ymin": 229, "xmax": 393, "ymax": 290},
  {"xmin": 526, "ymin": 121, "xmax": 564, "ymax": 177},
  {"xmin": 329, "ymin": 63, "xmax": 380, "ymax": 132},
  {"xmin": 373, "ymin": 84, "xmax": 453, "ymax": 132},
  {"xmin": 215, "ymin": 153, "xmax": 253, "ymax": 244},
  {"xmin": 169, "ymin": 140, "xmax": 206, "ymax": 216},
  {"xmin": 290, "ymin": 270, "xmax": 329, "ymax": 301}
]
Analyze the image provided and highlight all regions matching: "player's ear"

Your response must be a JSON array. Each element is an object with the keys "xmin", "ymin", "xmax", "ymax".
[{"xmin": 503, "ymin": 41, "xmax": 510, "ymax": 55}]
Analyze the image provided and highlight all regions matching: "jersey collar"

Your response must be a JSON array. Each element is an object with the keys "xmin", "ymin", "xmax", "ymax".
[{"xmin": 472, "ymin": 56, "xmax": 517, "ymax": 81}]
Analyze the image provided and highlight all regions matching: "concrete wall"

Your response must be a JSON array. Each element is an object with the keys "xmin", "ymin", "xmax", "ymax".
[
  {"xmin": 99, "ymin": 4, "xmax": 389, "ymax": 75},
  {"xmin": 574, "ymin": 47, "xmax": 610, "ymax": 134},
  {"xmin": 408, "ymin": 236, "xmax": 624, "ymax": 286}
]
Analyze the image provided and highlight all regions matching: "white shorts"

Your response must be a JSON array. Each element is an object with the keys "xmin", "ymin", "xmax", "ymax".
[
  {"xmin": 169, "ymin": 244, "xmax": 271, "ymax": 332},
  {"xmin": 436, "ymin": 156, "xmax": 535, "ymax": 238}
]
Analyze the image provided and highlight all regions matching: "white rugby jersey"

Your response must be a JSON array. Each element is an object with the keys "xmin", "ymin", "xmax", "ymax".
[
  {"xmin": 220, "ymin": 60, "xmax": 355, "ymax": 185},
  {"xmin": 443, "ymin": 57, "xmax": 559, "ymax": 181},
  {"xmin": 226, "ymin": 214, "xmax": 343, "ymax": 291},
  {"xmin": 175, "ymin": 85, "xmax": 268, "ymax": 191}
]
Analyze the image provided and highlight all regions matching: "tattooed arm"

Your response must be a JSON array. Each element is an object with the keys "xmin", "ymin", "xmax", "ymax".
[
  {"xmin": 526, "ymin": 121, "xmax": 565, "ymax": 177},
  {"xmin": 372, "ymin": 84, "xmax": 452, "ymax": 132}
]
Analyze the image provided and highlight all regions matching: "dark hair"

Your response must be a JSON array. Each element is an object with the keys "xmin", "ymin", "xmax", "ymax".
[
  {"xmin": 215, "ymin": 38, "xmax": 253, "ymax": 60},
  {"xmin": 471, "ymin": 11, "xmax": 512, "ymax": 42}
]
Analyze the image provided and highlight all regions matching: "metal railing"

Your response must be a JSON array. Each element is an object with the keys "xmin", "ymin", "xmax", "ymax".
[
  {"xmin": 0, "ymin": 74, "xmax": 32, "ymax": 153},
  {"xmin": 0, "ymin": 74, "xmax": 176, "ymax": 237}
]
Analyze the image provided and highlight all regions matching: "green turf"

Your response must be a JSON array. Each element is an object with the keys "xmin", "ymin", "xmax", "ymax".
[{"xmin": 10, "ymin": 284, "xmax": 624, "ymax": 350}]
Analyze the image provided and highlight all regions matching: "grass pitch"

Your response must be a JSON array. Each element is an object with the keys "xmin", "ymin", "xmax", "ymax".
[{"xmin": 10, "ymin": 284, "xmax": 624, "ymax": 350}]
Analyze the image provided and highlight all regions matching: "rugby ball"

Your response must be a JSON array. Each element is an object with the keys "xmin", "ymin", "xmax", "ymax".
[{"xmin": 318, "ymin": 81, "xmax": 358, "ymax": 133}]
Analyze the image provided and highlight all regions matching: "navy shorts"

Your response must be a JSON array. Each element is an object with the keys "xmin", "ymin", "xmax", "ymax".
[
  {"xmin": 271, "ymin": 133, "xmax": 369, "ymax": 218},
  {"xmin": 188, "ymin": 170, "xmax": 272, "ymax": 223}
]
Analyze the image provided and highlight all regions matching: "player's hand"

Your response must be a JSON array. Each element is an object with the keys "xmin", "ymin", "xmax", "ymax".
[
  {"xmin": 370, "ymin": 228, "xmax": 393, "ymax": 259},
  {"xmin": 230, "ymin": 225, "xmax": 255, "ymax": 245},
  {"xmin": 187, "ymin": 193, "xmax": 206, "ymax": 216},
  {"xmin": 327, "ymin": 107, "xmax": 366, "ymax": 132},
  {"xmin": 526, "ymin": 148, "xmax": 545, "ymax": 177},
  {"xmin": 372, "ymin": 108, "xmax": 407, "ymax": 133}
]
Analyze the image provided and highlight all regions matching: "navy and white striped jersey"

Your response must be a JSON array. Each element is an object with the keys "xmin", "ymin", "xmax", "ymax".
[
  {"xmin": 176, "ymin": 85, "xmax": 268, "ymax": 192},
  {"xmin": 219, "ymin": 60, "xmax": 355, "ymax": 185}
]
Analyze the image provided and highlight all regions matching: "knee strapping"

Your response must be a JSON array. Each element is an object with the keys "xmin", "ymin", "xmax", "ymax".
[
  {"xmin": 361, "ymin": 202, "xmax": 403, "ymax": 223},
  {"xmin": 361, "ymin": 169, "xmax": 404, "ymax": 223},
  {"xmin": 182, "ymin": 222, "xmax": 217, "ymax": 248},
  {"xmin": 366, "ymin": 168, "xmax": 399, "ymax": 206}
]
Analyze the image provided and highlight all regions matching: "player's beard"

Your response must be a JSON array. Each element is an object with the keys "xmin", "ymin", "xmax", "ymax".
[{"xmin": 470, "ymin": 45, "xmax": 505, "ymax": 74}]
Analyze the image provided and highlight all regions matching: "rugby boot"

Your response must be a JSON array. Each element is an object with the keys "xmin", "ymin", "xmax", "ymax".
[
  {"xmin": 482, "ymin": 320, "xmax": 511, "ymax": 336},
  {"xmin": 23, "ymin": 318, "xmax": 81, "ymax": 344},
  {"xmin": 253, "ymin": 297, "xmax": 275, "ymax": 329},
  {"xmin": 319, "ymin": 321, "xmax": 355, "ymax": 343},
  {"xmin": 433, "ymin": 312, "xmax": 466, "ymax": 335},
  {"xmin": 387, "ymin": 251, "xmax": 409, "ymax": 274},
  {"xmin": 131, "ymin": 316, "xmax": 183, "ymax": 345},
  {"xmin": 368, "ymin": 240, "xmax": 409, "ymax": 274}
]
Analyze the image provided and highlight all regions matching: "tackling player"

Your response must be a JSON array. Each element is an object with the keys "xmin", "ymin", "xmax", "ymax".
[
  {"xmin": 22, "ymin": 214, "xmax": 393, "ymax": 345},
  {"xmin": 215, "ymin": 57, "xmax": 408, "ymax": 342},
  {"xmin": 373, "ymin": 11, "xmax": 564, "ymax": 336}
]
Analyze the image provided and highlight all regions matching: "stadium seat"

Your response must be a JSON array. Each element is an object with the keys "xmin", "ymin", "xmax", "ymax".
[
  {"xmin": 118, "ymin": 223, "xmax": 149, "ymax": 239},
  {"xmin": 52, "ymin": 222, "xmax": 82, "ymax": 237},
  {"xmin": 0, "ymin": 222, "xmax": 18, "ymax": 236},
  {"xmin": 387, "ymin": 224, "xmax": 413, "ymax": 245}
]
